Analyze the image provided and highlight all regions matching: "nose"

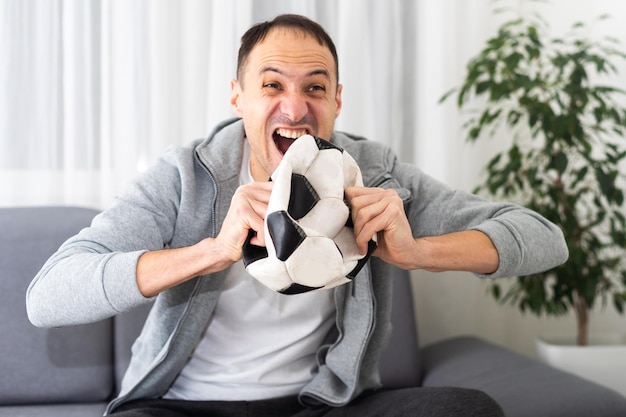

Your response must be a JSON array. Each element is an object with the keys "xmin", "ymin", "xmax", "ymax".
[{"xmin": 280, "ymin": 92, "xmax": 309, "ymax": 122}]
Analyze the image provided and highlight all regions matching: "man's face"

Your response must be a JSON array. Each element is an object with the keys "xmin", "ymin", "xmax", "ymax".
[{"xmin": 231, "ymin": 28, "xmax": 342, "ymax": 181}]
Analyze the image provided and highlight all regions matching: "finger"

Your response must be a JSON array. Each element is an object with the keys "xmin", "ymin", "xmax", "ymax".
[
  {"xmin": 353, "ymin": 201, "xmax": 389, "ymax": 254},
  {"xmin": 235, "ymin": 182, "xmax": 273, "ymax": 217},
  {"xmin": 237, "ymin": 182, "xmax": 273, "ymax": 204},
  {"xmin": 240, "ymin": 183, "xmax": 272, "ymax": 241},
  {"xmin": 349, "ymin": 189, "xmax": 404, "ymax": 254},
  {"xmin": 344, "ymin": 186, "xmax": 378, "ymax": 206},
  {"xmin": 220, "ymin": 182, "xmax": 273, "ymax": 250},
  {"xmin": 345, "ymin": 188, "xmax": 382, "ymax": 253},
  {"xmin": 348, "ymin": 189, "xmax": 391, "ymax": 234},
  {"xmin": 240, "ymin": 208, "xmax": 265, "ymax": 246}
]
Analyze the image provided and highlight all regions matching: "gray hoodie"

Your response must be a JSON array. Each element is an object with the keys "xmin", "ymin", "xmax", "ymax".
[{"xmin": 26, "ymin": 118, "xmax": 568, "ymax": 414}]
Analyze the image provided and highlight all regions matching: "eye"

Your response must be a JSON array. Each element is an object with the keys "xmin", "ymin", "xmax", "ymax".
[
  {"xmin": 263, "ymin": 82, "xmax": 281, "ymax": 90},
  {"xmin": 308, "ymin": 84, "xmax": 326, "ymax": 92}
]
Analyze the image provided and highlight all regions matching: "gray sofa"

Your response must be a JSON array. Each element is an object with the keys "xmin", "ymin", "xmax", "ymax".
[{"xmin": 2, "ymin": 206, "xmax": 626, "ymax": 417}]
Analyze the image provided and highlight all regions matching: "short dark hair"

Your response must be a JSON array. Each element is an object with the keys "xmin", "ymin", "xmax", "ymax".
[{"xmin": 236, "ymin": 14, "xmax": 339, "ymax": 85}]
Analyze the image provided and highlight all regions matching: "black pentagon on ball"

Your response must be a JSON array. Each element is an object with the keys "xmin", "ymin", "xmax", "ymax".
[
  {"xmin": 280, "ymin": 282, "xmax": 323, "ymax": 295},
  {"xmin": 313, "ymin": 136, "xmax": 343, "ymax": 152},
  {"xmin": 288, "ymin": 173, "xmax": 320, "ymax": 220},
  {"xmin": 241, "ymin": 229, "xmax": 268, "ymax": 267},
  {"xmin": 267, "ymin": 210, "xmax": 307, "ymax": 261},
  {"xmin": 344, "ymin": 210, "xmax": 354, "ymax": 229},
  {"xmin": 345, "ymin": 239, "xmax": 377, "ymax": 279}
]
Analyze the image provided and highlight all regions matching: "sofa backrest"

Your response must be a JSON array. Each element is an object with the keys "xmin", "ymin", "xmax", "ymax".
[{"xmin": 0, "ymin": 206, "xmax": 114, "ymax": 405}]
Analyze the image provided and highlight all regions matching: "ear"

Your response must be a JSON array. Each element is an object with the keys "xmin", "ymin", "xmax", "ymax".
[
  {"xmin": 230, "ymin": 79, "xmax": 243, "ymax": 117},
  {"xmin": 334, "ymin": 83, "xmax": 343, "ymax": 118}
]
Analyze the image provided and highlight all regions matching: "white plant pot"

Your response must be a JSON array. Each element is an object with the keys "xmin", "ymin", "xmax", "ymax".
[{"xmin": 536, "ymin": 335, "xmax": 626, "ymax": 397}]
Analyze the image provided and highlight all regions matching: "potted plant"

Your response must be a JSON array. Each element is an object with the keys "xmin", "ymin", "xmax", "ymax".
[{"xmin": 441, "ymin": 7, "xmax": 626, "ymax": 393}]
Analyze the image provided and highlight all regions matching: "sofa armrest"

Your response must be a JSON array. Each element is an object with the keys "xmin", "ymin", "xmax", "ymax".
[{"xmin": 421, "ymin": 336, "xmax": 626, "ymax": 417}]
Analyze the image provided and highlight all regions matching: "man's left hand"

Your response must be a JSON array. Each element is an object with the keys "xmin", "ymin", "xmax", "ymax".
[{"xmin": 345, "ymin": 186, "xmax": 417, "ymax": 269}]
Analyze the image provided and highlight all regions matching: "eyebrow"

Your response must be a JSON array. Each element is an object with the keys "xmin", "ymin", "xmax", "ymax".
[{"xmin": 261, "ymin": 66, "xmax": 331, "ymax": 80}]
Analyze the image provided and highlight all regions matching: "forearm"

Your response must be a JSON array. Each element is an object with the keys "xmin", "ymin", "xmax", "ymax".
[
  {"xmin": 136, "ymin": 237, "xmax": 238, "ymax": 297},
  {"xmin": 28, "ymin": 238, "xmax": 238, "ymax": 326},
  {"xmin": 411, "ymin": 230, "xmax": 499, "ymax": 274}
]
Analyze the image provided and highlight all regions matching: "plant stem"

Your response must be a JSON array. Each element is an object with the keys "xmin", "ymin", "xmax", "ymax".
[{"xmin": 573, "ymin": 290, "xmax": 589, "ymax": 346}]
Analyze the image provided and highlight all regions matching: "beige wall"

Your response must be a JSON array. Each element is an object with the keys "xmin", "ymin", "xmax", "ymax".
[{"xmin": 410, "ymin": 270, "xmax": 626, "ymax": 358}]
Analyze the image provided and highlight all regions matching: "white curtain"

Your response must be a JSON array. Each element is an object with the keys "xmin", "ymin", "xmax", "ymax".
[
  {"xmin": 0, "ymin": 0, "xmax": 510, "ymax": 208},
  {"xmin": 2, "ymin": 0, "xmax": 626, "ymax": 357},
  {"xmin": 0, "ymin": 0, "xmax": 419, "ymax": 208},
  {"xmin": 5, "ymin": 0, "xmax": 622, "ymax": 208}
]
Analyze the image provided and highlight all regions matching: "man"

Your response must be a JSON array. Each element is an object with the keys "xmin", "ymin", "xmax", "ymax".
[{"xmin": 27, "ymin": 14, "xmax": 568, "ymax": 417}]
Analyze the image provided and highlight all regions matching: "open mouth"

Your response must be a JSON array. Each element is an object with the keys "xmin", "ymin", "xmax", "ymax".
[{"xmin": 273, "ymin": 128, "xmax": 308, "ymax": 155}]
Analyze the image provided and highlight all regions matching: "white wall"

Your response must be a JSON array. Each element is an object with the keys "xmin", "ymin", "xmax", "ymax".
[{"xmin": 411, "ymin": 270, "xmax": 626, "ymax": 358}]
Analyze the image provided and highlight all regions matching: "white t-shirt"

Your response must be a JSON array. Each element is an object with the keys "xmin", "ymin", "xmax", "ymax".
[{"xmin": 164, "ymin": 140, "xmax": 337, "ymax": 401}]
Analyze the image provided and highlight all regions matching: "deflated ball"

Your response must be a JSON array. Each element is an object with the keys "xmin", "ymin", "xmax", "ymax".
[{"xmin": 242, "ymin": 135, "xmax": 376, "ymax": 294}]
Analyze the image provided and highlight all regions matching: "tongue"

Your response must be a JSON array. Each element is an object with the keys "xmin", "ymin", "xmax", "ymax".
[{"xmin": 275, "ymin": 136, "xmax": 296, "ymax": 154}]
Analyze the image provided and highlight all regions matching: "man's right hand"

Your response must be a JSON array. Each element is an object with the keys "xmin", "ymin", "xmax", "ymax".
[
  {"xmin": 214, "ymin": 181, "xmax": 273, "ymax": 262},
  {"xmin": 136, "ymin": 182, "xmax": 273, "ymax": 297}
]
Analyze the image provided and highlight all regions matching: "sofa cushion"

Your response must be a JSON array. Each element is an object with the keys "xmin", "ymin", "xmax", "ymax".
[
  {"xmin": 421, "ymin": 336, "xmax": 626, "ymax": 417},
  {"xmin": 0, "ymin": 207, "xmax": 114, "ymax": 405},
  {"xmin": 0, "ymin": 403, "xmax": 108, "ymax": 417}
]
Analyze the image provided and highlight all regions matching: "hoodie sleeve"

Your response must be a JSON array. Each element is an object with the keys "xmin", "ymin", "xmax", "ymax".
[{"xmin": 26, "ymin": 147, "xmax": 189, "ymax": 327}]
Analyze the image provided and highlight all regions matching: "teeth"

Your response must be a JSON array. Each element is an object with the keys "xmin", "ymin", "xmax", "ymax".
[{"xmin": 276, "ymin": 128, "xmax": 307, "ymax": 139}]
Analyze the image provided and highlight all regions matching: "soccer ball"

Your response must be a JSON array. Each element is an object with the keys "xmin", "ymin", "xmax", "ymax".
[{"xmin": 242, "ymin": 135, "xmax": 377, "ymax": 294}]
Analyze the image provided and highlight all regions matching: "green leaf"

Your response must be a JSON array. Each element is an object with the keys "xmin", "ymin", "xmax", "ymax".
[
  {"xmin": 468, "ymin": 126, "xmax": 482, "ymax": 141},
  {"xmin": 614, "ymin": 293, "xmax": 626, "ymax": 314},
  {"xmin": 492, "ymin": 284, "xmax": 502, "ymax": 300},
  {"xmin": 551, "ymin": 151, "xmax": 568, "ymax": 174},
  {"xmin": 487, "ymin": 153, "xmax": 503, "ymax": 170},
  {"xmin": 438, "ymin": 88, "xmax": 457, "ymax": 104},
  {"xmin": 476, "ymin": 80, "xmax": 493, "ymax": 96},
  {"xmin": 507, "ymin": 110, "xmax": 522, "ymax": 126},
  {"xmin": 573, "ymin": 165, "xmax": 589, "ymax": 186},
  {"xmin": 528, "ymin": 25, "xmax": 541, "ymax": 46}
]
